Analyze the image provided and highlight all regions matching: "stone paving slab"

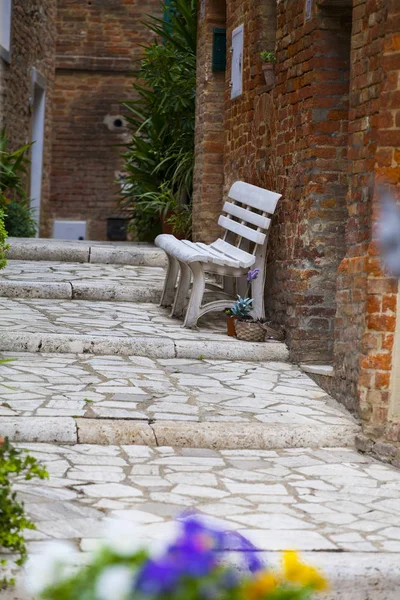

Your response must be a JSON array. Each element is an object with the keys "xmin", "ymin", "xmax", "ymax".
[
  {"xmin": 0, "ymin": 299, "xmax": 289, "ymax": 361},
  {"xmin": 12, "ymin": 444, "xmax": 400, "ymax": 553},
  {"xmin": 2, "ymin": 444, "xmax": 400, "ymax": 599},
  {"xmin": 0, "ymin": 261, "xmax": 165, "ymax": 302},
  {"xmin": 0, "ymin": 353, "xmax": 359, "ymax": 446},
  {"xmin": 6, "ymin": 238, "xmax": 167, "ymax": 266}
]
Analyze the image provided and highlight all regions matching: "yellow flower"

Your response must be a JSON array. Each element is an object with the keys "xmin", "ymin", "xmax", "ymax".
[
  {"xmin": 245, "ymin": 570, "xmax": 278, "ymax": 600},
  {"xmin": 282, "ymin": 551, "xmax": 327, "ymax": 591}
]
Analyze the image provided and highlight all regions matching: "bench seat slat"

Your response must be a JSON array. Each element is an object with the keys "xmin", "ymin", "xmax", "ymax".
[
  {"xmin": 228, "ymin": 181, "xmax": 281, "ymax": 214},
  {"xmin": 218, "ymin": 215, "xmax": 266, "ymax": 245},
  {"xmin": 222, "ymin": 201, "xmax": 271, "ymax": 230},
  {"xmin": 210, "ymin": 238, "xmax": 255, "ymax": 268}
]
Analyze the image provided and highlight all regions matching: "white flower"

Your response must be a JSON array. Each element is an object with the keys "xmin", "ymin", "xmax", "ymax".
[
  {"xmin": 103, "ymin": 519, "xmax": 180, "ymax": 559},
  {"xmin": 96, "ymin": 565, "xmax": 134, "ymax": 600},
  {"xmin": 25, "ymin": 541, "xmax": 76, "ymax": 595},
  {"xmin": 103, "ymin": 520, "xmax": 145, "ymax": 558}
]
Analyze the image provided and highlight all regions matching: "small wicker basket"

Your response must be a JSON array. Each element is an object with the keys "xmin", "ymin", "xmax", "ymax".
[{"xmin": 235, "ymin": 320, "xmax": 265, "ymax": 343}]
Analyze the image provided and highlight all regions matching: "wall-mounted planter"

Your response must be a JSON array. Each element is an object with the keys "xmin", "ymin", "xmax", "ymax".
[{"xmin": 262, "ymin": 63, "xmax": 276, "ymax": 87}]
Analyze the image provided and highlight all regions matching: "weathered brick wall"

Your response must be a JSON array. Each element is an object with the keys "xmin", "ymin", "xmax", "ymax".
[
  {"xmin": 47, "ymin": 0, "xmax": 161, "ymax": 240},
  {"xmin": 192, "ymin": 0, "xmax": 226, "ymax": 243},
  {"xmin": 356, "ymin": 0, "xmax": 400, "ymax": 442},
  {"xmin": 0, "ymin": 0, "xmax": 57, "ymax": 234},
  {"xmin": 333, "ymin": 0, "xmax": 389, "ymax": 413},
  {"xmin": 216, "ymin": 0, "xmax": 351, "ymax": 363}
]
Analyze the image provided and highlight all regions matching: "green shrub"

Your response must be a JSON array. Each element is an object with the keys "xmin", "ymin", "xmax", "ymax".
[
  {"xmin": 0, "ymin": 209, "xmax": 9, "ymax": 270},
  {"xmin": 120, "ymin": 0, "xmax": 197, "ymax": 240},
  {"xmin": 0, "ymin": 438, "xmax": 48, "ymax": 588},
  {"xmin": 3, "ymin": 200, "xmax": 37, "ymax": 238},
  {"xmin": 0, "ymin": 130, "xmax": 37, "ymax": 238}
]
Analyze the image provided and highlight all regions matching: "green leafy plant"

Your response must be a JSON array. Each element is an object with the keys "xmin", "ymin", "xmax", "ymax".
[
  {"xmin": 260, "ymin": 51, "xmax": 276, "ymax": 63},
  {"xmin": 0, "ymin": 209, "xmax": 9, "ymax": 270},
  {"xmin": 0, "ymin": 438, "xmax": 48, "ymax": 588},
  {"xmin": 231, "ymin": 295, "xmax": 254, "ymax": 319},
  {"xmin": 120, "ymin": 0, "xmax": 197, "ymax": 241},
  {"xmin": 0, "ymin": 130, "xmax": 37, "ymax": 238}
]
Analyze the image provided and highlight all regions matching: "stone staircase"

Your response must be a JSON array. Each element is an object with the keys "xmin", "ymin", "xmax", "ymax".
[{"xmin": 1, "ymin": 239, "xmax": 399, "ymax": 599}]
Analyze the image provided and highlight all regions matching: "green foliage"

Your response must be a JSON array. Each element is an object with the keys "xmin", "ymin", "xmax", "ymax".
[
  {"xmin": 0, "ymin": 210, "xmax": 9, "ymax": 270},
  {"xmin": 260, "ymin": 51, "xmax": 276, "ymax": 63},
  {"xmin": 0, "ymin": 130, "xmax": 37, "ymax": 238},
  {"xmin": 0, "ymin": 438, "xmax": 48, "ymax": 588},
  {"xmin": 231, "ymin": 295, "xmax": 253, "ymax": 319},
  {"xmin": 121, "ymin": 0, "xmax": 197, "ymax": 240},
  {"xmin": 3, "ymin": 201, "xmax": 37, "ymax": 238}
]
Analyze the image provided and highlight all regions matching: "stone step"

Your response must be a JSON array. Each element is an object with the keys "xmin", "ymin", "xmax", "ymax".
[
  {"xmin": 0, "ymin": 261, "xmax": 165, "ymax": 302},
  {"xmin": 6, "ymin": 238, "xmax": 167, "ymax": 267},
  {"xmin": 0, "ymin": 298, "xmax": 289, "ymax": 361},
  {"xmin": 3, "ymin": 443, "xmax": 400, "ymax": 599},
  {"xmin": 0, "ymin": 352, "xmax": 359, "ymax": 447}
]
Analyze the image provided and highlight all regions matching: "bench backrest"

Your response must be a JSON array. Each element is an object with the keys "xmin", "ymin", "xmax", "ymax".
[{"xmin": 216, "ymin": 182, "xmax": 281, "ymax": 256}]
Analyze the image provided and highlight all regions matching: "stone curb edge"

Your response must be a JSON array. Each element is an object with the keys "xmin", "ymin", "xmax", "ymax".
[
  {"xmin": 6, "ymin": 241, "xmax": 167, "ymax": 267},
  {"xmin": 0, "ymin": 417, "xmax": 360, "ymax": 448},
  {"xmin": 0, "ymin": 280, "xmax": 162, "ymax": 303},
  {"xmin": 0, "ymin": 332, "xmax": 290, "ymax": 361}
]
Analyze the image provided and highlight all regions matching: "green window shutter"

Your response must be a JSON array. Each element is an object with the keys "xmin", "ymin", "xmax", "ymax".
[
  {"xmin": 212, "ymin": 28, "xmax": 226, "ymax": 72},
  {"xmin": 164, "ymin": 0, "xmax": 173, "ymax": 23}
]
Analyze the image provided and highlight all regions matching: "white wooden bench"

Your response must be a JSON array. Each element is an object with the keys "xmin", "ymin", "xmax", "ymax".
[{"xmin": 155, "ymin": 181, "xmax": 281, "ymax": 328}]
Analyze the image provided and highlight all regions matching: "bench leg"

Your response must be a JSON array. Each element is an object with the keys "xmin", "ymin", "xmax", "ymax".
[
  {"xmin": 171, "ymin": 261, "xmax": 191, "ymax": 318},
  {"xmin": 160, "ymin": 254, "xmax": 179, "ymax": 308},
  {"xmin": 183, "ymin": 262, "xmax": 205, "ymax": 328},
  {"xmin": 251, "ymin": 265, "xmax": 266, "ymax": 319}
]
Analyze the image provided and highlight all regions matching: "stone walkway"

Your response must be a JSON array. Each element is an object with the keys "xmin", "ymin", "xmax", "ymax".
[
  {"xmin": 0, "ymin": 352, "xmax": 359, "ymax": 447},
  {"xmin": 0, "ymin": 240, "xmax": 399, "ymax": 599},
  {"xmin": 4, "ymin": 444, "xmax": 400, "ymax": 599},
  {"xmin": 0, "ymin": 261, "xmax": 165, "ymax": 302}
]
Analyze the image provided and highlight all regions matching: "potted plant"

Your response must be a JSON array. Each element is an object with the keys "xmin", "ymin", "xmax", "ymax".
[
  {"xmin": 260, "ymin": 51, "xmax": 276, "ymax": 86},
  {"xmin": 225, "ymin": 308, "xmax": 237, "ymax": 337},
  {"xmin": 230, "ymin": 269, "xmax": 266, "ymax": 342}
]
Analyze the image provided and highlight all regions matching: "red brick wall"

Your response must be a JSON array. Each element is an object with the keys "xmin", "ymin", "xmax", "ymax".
[
  {"xmin": 356, "ymin": 0, "xmax": 400, "ymax": 441},
  {"xmin": 333, "ymin": 0, "xmax": 390, "ymax": 412},
  {"xmin": 0, "ymin": 0, "xmax": 57, "ymax": 235},
  {"xmin": 47, "ymin": 0, "xmax": 161, "ymax": 240},
  {"xmin": 216, "ymin": 0, "xmax": 351, "ymax": 363}
]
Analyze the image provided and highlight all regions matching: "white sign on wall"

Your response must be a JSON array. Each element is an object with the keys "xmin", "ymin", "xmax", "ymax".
[
  {"xmin": 305, "ymin": 0, "xmax": 313, "ymax": 21},
  {"xmin": 231, "ymin": 24, "xmax": 244, "ymax": 99},
  {"xmin": 0, "ymin": 0, "xmax": 12, "ymax": 54}
]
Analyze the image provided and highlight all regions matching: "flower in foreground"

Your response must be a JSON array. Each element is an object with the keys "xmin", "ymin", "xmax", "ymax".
[
  {"xmin": 135, "ymin": 517, "xmax": 262, "ymax": 595},
  {"xmin": 96, "ymin": 565, "xmax": 135, "ymax": 600},
  {"xmin": 283, "ymin": 551, "xmax": 327, "ymax": 591},
  {"xmin": 25, "ymin": 541, "xmax": 76, "ymax": 595}
]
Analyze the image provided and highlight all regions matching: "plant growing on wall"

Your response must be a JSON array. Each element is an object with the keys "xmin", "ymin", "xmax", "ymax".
[
  {"xmin": 0, "ymin": 130, "xmax": 37, "ymax": 238},
  {"xmin": 0, "ymin": 438, "xmax": 48, "ymax": 588},
  {"xmin": 120, "ymin": 0, "xmax": 197, "ymax": 241}
]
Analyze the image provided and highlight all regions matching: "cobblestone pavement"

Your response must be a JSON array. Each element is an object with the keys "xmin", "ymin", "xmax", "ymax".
[
  {"xmin": 0, "ymin": 353, "xmax": 355, "ymax": 426},
  {"xmin": 13, "ymin": 444, "xmax": 400, "ymax": 554},
  {"xmin": 1, "ymin": 242, "xmax": 399, "ymax": 598},
  {"xmin": 0, "ymin": 298, "xmax": 230, "ymax": 340},
  {"xmin": 1, "ymin": 261, "xmax": 166, "ymax": 283}
]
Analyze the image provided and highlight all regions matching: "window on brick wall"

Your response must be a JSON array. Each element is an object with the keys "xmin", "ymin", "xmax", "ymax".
[{"xmin": 0, "ymin": 0, "xmax": 12, "ymax": 61}]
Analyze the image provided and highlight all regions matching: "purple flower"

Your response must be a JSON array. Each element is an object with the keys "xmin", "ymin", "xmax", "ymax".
[
  {"xmin": 134, "ymin": 517, "xmax": 263, "ymax": 596},
  {"xmin": 247, "ymin": 268, "xmax": 260, "ymax": 282}
]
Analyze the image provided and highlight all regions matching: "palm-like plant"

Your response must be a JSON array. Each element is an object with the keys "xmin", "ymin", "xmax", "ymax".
[
  {"xmin": 121, "ymin": 0, "xmax": 197, "ymax": 241},
  {"xmin": 0, "ymin": 130, "xmax": 37, "ymax": 237}
]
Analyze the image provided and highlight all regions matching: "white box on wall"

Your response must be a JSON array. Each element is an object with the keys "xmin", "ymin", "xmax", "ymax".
[
  {"xmin": 53, "ymin": 221, "xmax": 87, "ymax": 240},
  {"xmin": 231, "ymin": 24, "xmax": 244, "ymax": 99}
]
